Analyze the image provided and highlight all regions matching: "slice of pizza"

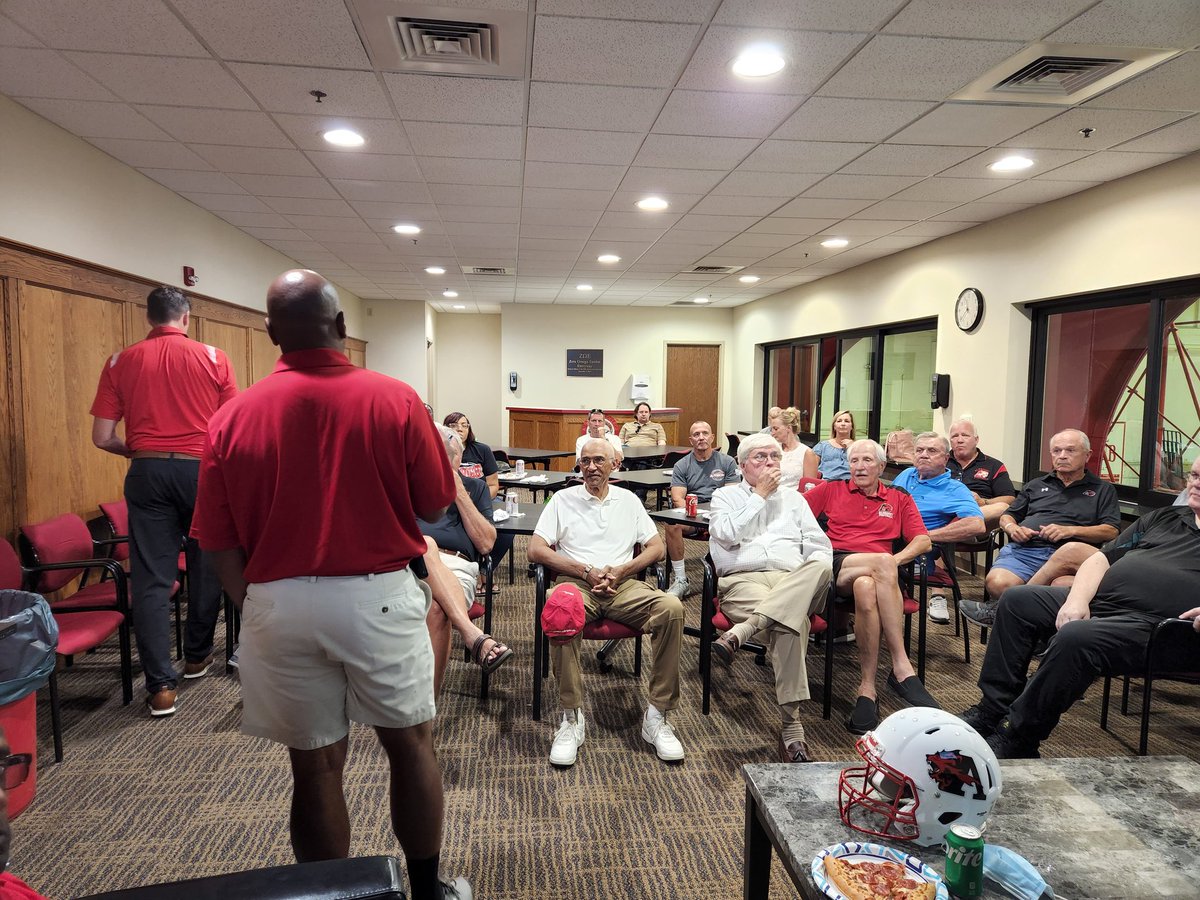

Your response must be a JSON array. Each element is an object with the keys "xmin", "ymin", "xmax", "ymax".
[
  {"xmin": 890, "ymin": 876, "xmax": 936, "ymax": 900},
  {"xmin": 823, "ymin": 855, "xmax": 936, "ymax": 900},
  {"xmin": 824, "ymin": 855, "xmax": 879, "ymax": 900}
]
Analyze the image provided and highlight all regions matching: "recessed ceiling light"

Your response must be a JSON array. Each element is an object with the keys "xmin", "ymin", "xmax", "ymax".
[
  {"xmin": 821, "ymin": 237, "xmax": 850, "ymax": 249},
  {"xmin": 323, "ymin": 128, "xmax": 364, "ymax": 147},
  {"xmin": 393, "ymin": 223, "xmax": 421, "ymax": 235},
  {"xmin": 442, "ymin": 290, "xmax": 458, "ymax": 298},
  {"xmin": 636, "ymin": 196, "xmax": 669, "ymax": 211},
  {"xmin": 424, "ymin": 266, "xmax": 446, "ymax": 275},
  {"xmin": 597, "ymin": 254, "xmax": 621, "ymax": 263},
  {"xmin": 990, "ymin": 155, "xmax": 1034, "ymax": 172},
  {"xmin": 452, "ymin": 304, "xmax": 466, "ymax": 309},
  {"xmin": 577, "ymin": 284, "xmax": 592, "ymax": 291},
  {"xmin": 732, "ymin": 45, "xmax": 786, "ymax": 78},
  {"xmin": 693, "ymin": 297, "xmax": 711, "ymax": 304},
  {"xmin": 738, "ymin": 275, "xmax": 760, "ymax": 283}
]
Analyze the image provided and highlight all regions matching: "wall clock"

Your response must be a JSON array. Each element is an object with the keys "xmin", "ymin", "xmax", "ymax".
[{"xmin": 955, "ymin": 287, "xmax": 984, "ymax": 332}]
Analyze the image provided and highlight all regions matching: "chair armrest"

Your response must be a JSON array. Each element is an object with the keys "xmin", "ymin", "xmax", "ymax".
[
  {"xmin": 1146, "ymin": 618, "xmax": 1200, "ymax": 675},
  {"xmin": 28, "ymin": 558, "xmax": 129, "ymax": 612}
]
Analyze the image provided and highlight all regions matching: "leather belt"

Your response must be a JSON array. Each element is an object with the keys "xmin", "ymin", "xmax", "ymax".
[
  {"xmin": 131, "ymin": 451, "xmax": 201, "ymax": 461},
  {"xmin": 438, "ymin": 548, "xmax": 472, "ymax": 562}
]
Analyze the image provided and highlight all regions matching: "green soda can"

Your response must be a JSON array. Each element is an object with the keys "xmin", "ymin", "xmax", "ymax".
[{"xmin": 944, "ymin": 824, "xmax": 984, "ymax": 898}]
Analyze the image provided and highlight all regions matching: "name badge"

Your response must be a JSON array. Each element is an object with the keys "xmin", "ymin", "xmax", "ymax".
[{"xmin": 878, "ymin": 503, "xmax": 894, "ymax": 519}]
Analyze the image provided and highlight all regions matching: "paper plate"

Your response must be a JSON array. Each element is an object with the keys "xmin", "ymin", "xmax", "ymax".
[{"xmin": 811, "ymin": 841, "xmax": 948, "ymax": 900}]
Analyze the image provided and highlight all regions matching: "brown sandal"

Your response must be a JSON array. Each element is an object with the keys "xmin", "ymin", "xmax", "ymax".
[
  {"xmin": 471, "ymin": 634, "xmax": 513, "ymax": 674},
  {"xmin": 713, "ymin": 632, "xmax": 740, "ymax": 666}
]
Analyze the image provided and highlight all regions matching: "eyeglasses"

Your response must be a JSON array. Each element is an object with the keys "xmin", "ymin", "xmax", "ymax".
[
  {"xmin": 1186, "ymin": 472, "xmax": 1200, "ymax": 483},
  {"xmin": 1, "ymin": 752, "xmax": 32, "ymax": 790},
  {"xmin": 748, "ymin": 451, "xmax": 783, "ymax": 463}
]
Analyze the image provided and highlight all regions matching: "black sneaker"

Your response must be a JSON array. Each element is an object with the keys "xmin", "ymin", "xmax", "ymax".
[
  {"xmin": 985, "ymin": 721, "xmax": 1041, "ymax": 759},
  {"xmin": 846, "ymin": 696, "xmax": 879, "ymax": 735},
  {"xmin": 958, "ymin": 704, "xmax": 1003, "ymax": 738}
]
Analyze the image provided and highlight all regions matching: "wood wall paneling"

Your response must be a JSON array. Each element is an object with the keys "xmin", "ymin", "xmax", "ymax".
[
  {"xmin": 249, "ymin": 327, "xmax": 278, "ymax": 385},
  {"xmin": 197, "ymin": 319, "xmax": 251, "ymax": 392},
  {"xmin": 0, "ymin": 278, "xmax": 17, "ymax": 541}
]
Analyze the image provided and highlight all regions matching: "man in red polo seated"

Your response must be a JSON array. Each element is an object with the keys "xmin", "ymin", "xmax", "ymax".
[
  {"xmin": 804, "ymin": 439, "xmax": 941, "ymax": 735},
  {"xmin": 1, "ymin": 729, "xmax": 48, "ymax": 899}
]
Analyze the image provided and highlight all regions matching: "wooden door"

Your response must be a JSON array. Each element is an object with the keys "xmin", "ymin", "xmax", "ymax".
[{"xmin": 666, "ymin": 344, "xmax": 720, "ymax": 444}]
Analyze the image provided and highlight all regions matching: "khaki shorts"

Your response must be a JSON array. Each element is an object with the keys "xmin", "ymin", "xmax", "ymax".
[
  {"xmin": 239, "ymin": 568, "xmax": 435, "ymax": 749},
  {"xmin": 439, "ymin": 552, "xmax": 479, "ymax": 609}
]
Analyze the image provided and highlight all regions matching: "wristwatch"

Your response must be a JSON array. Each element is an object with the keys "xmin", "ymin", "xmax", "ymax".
[{"xmin": 582, "ymin": 564, "xmax": 593, "ymax": 579}]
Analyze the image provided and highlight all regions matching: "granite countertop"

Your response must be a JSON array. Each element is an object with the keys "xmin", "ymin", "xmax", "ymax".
[{"xmin": 744, "ymin": 756, "xmax": 1200, "ymax": 900}]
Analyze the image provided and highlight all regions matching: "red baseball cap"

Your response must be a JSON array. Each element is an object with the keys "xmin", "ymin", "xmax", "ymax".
[{"xmin": 541, "ymin": 583, "xmax": 585, "ymax": 644}]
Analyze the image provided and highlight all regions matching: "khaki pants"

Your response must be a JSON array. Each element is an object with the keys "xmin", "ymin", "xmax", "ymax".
[
  {"xmin": 717, "ymin": 558, "xmax": 832, "ymax": 705},
  {"xmin": 551, "ymin": 577, "xmax": 684, "ymax": 712}
]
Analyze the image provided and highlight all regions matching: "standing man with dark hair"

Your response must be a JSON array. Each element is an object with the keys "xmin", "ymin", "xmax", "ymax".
[
  {"xmin": 193, "ymin": 270, "xmax": 470, "ymax": 899},
  {"xmin": 90, "ymin": 285, "xmax": 237, "ymax": 717}
]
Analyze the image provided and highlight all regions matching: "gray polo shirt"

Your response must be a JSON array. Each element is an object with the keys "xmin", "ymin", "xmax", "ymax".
[{"xmin": 671, "ymin": 451, "xmax": 740, "ymax": 502}]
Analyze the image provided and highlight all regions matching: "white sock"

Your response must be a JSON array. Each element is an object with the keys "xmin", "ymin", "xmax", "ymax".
[
  {"xmin": 645, "ymin": 704, "xmax": 664, "ymax": 724},
  {"xmin": 671, "ymin": 560, "xmax": 686, "ymax": 580}
]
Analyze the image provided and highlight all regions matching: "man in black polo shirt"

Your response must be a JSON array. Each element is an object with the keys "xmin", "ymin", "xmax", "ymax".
[
  {"xmin": 948, "ymin": 419, "xmax": 1015, "ymax": 529},
  {"xmin": 963, "ymin": 428, "xmax": 1119, "ymax": 626},
  {"xmin": 960, "ymin": 456, "xmax": 1200, "ymax": 758}
]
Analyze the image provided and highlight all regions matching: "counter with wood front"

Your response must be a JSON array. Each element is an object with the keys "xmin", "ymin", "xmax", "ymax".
[{"xmin": 507, "ymin": 406, "xmax": 681, "ymax": 471}]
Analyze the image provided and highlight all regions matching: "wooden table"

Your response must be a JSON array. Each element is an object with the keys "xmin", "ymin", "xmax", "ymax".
[
  {"xmin": 493, "ymin": 447, "xmax": 575, "ymax": 470},
  {"xmin": 743, "ymin": 756, "xmax": 1200, "ymax": 900}
]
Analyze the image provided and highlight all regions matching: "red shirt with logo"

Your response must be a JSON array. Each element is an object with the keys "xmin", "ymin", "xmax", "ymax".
[
  {"xmin": 803, "ymin": 479, "xmax": 927, "ymax": 554},
  {"xmin": 90, "ymin": 325, "xmax": 238, "ymax": 455},
  {"xmin": 193, "ymin": 348, "xmax": 454, "ymax": 583}
]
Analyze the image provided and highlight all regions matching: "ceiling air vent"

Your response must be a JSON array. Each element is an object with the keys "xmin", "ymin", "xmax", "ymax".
[
  {"xmin": 689, "ymin": 265, "xmax": 743, "ymax": 274},
  {"xmin": 348, "ymin": 1, "xmax": 528, "ymax": 78},
  {"xmin": 951, "ymin": 42, "xmax": 1181, "ymax": 106},
  {"xmin": 461, "ymin": 265, "xmax": 515, "ymax": 276}
]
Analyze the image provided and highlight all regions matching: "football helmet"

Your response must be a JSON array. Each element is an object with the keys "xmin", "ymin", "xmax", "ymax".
[{"xmin": 838, "ymin": 708, "xmax": 1002, "ymax": 847}]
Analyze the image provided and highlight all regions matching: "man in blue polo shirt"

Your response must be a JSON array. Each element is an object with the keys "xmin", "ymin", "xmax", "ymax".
[{"xmin": 893, "ymin": 432, "xmax": 985, "ymax": 624}]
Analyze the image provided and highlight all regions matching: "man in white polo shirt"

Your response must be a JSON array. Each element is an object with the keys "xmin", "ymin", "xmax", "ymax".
[{"xmin": 529, "ymin": 438, "xmax": 685, "ymax": 768}]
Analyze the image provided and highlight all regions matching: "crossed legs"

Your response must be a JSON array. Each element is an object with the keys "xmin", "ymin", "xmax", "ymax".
[{"xmin": 835, "ymin": 553, "xmax": 917, "ymax": 700}]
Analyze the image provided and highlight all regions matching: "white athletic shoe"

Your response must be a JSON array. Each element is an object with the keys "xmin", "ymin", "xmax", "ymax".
[
  {"xmin": 928, "ymin": 595, "xmax": 950, "ymax": 624},
  {"xmin": 668, "ymin": 577, "xmax": 691, "ymax": 600},
  {"xmin": 642, "ymin": 714, "xmax": 685, "ymax": 762},
  {"xmin": 550, "ymin": 709, "xmax": 585, "ymax": 767}
]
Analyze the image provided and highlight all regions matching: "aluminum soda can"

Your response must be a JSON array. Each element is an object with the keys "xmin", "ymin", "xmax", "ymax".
[
  {"xmin": 685, "ymin": 493, "xmax": 698, "ymax": 517},
  {"xmin": 505, "ymin": 490, "xmax": 518, "ymax": 515},
  {"xmin": 515, "ymin": 458, "xmax": 525, "ymax": 476},
  {"xmin": 944, "ymin": 824, "xmax": 984, "ymax": 898}
]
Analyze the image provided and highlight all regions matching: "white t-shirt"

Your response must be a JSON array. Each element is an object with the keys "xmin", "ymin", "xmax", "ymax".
[
  {"xmin": 534, "ymin": 485, "xmax": 658, "ymax": 567},
  {"xmin": 575, "ymin": 431, "xmax": 623, "ymax": 460}
]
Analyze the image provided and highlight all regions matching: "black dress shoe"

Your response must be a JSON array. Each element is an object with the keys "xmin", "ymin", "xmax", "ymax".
[
  {"xmin": 846, "ymin": 696, "xmax": 879, "ymax": 735},
  {"xmin": 778, "ymin": 736, "xmax": 814, "ymax": 763},
  {"xmin": 887, "ymin": 672, "xmax": 941, "ymax": 708},
  {"xmin": 958, "ymin": 704, "xmax": 1003, "ymax": 738},
  {"xmin": 985, "ymin": 722, "xmax": 1041, "ymax": 759}
]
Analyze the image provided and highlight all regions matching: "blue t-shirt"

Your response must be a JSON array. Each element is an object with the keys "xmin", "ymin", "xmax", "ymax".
[
  {"xmin": 812, "ymin": 440, "xmax": 849, "ymax": 481},
  {"xmin": 892, "ymin": 467, "xmax": 981, "ymax": 531}
]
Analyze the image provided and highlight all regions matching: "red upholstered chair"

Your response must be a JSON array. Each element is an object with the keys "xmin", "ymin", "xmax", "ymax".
[
  {"xmin": 798, "ymin": 476, "xmax": 824, "ymax": 494},
  {"xmin": 578, "ymin": 417, "xmax": 618, "ymax": 437}
]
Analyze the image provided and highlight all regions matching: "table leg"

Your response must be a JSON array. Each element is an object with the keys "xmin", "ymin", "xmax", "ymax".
[{"xmin": 744, "ymin": 785, "xmax": 771, "ymax": 900}]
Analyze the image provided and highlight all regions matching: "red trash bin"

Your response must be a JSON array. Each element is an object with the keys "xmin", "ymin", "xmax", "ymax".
[{"xmin": 0, "ymin": 691, "xmax": 37, "ymax": 818}]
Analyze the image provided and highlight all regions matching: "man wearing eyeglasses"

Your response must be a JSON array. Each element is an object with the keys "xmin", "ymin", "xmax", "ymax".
[
  {"xmin": 707, "ymin": 434, "xmax": 833, "ymax": 763},
  {"xmin": 0, "ymin": 729, "xmax": 46, "ymax": 899}
]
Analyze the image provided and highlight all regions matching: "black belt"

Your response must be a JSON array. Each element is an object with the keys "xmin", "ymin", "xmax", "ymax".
[{"xmin": 131, "ymin": 451, "xmax": 201, "ymax": 461}]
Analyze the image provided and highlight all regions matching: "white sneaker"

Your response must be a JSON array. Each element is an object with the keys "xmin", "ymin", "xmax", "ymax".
[
  {"xmin": 668, "ymin": 577, "xmax": 691, "ymax": 600},
  {"xmin": 642, "ymin": 714, "xmax": 685, "ymax": 762},
  {"xmin": 549, "ymin": 709, "xmax": 585, "ymax": 767},
  {"xmin": 929, "ymin": 595, "xmax": 950, "ymax": 624}
]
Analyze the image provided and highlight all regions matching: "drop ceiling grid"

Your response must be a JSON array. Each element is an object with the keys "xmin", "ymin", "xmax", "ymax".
[{"xmin": 0, "ymin": 2, "xmax": 1196, "ymax": 305}]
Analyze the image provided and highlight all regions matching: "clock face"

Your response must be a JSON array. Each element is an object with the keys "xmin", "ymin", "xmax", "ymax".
[{"xmin": 956, "ymin": 288, "xmax": 983, "ymax": 332}]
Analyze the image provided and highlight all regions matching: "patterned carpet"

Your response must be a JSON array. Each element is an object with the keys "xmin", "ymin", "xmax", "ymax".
[{"xmin": 8, "ymin": 514, "xmax": 1200, "ymax": 899}]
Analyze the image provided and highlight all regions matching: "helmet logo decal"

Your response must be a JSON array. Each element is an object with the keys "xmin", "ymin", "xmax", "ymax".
[{"xmin": 926, "ymin": 750, "xmax": 986, "ymax": 800}]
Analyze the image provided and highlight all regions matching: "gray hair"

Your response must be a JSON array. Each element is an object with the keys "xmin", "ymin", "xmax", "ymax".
[
  {"xmin": 1051, "ymin": 428, "xmax": 1091, "ymax": 453},
  {"xmin": 436, "ymin": 424, "xmax": 462, "ymax": 460},
  {"xmin": 949, "ymin": 418, "xmax": 977, "ymax": 437},
  {"xmin": 915, "ymin": 431, "xmax": 950, "ymax": 454},
  {"xmin": 848, "ymin": 438, "xmax": 887, "ymax": 465},
  {"xmin": 737, "ymin": 432, "xmax": 782, "ymax": 464}
]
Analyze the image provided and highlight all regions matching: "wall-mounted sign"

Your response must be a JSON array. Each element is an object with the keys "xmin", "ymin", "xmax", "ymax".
[{"xmin": 567, "ymin": 349, "xmax": 604, "ymax": 377}]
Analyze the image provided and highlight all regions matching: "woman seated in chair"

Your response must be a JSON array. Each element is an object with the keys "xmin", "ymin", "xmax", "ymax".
[
  {"xmin": 444, "ymin": 411, "xmax": 499, "ymax": 499},
  {"xmin": 812, "ymin": 409, "xmax": 854, "ymax": 481},
  {"xmin": 768, "ymin": 406, "xmax": 819, "ymax": 490}
]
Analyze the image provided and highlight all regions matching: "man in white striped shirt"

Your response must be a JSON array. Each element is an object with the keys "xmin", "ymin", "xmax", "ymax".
[{"xmin": 707, "ymin": 432, "xmax": 833, "ymax": 763}]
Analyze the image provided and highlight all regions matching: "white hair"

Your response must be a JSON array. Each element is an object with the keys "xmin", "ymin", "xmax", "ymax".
[
  {"xmin": 1051, "ymin": 428, "xmax": 1091, "ymax": 453},
  {"xmin": 737, "ymin": 432, "xmax": 782, "ymax": 464},
  {"xmin": 848, "ymin": 438, "xmax": 887, "ymax": 465},
  {"xmin": 915, "ymin": 431, "xmax": 950, "ymax": 454}
]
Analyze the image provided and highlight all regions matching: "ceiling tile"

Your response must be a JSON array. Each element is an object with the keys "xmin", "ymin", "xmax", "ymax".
[
  {"xmin": 385, "ymin": 73, "xmax": 526, "ymax": 126},
  {"xmin": 229, "ymin": 173, "xmax": 340, "ymax": 198},
  {"xmin": 532, "ymin": 16, "xmax": 701, "ymax": 88},
  {"xmin": 537, "ymin": 0, "xmax": 718, "ymax": 23},
  {"xmin": 773, "ymin": 97, "xmax": 934, "ymax": 142},
  {"xmin": 333, "ymin": 180, "xmax": 432, "ymax": 202},
  {"xmin": 590, "ymin": 226, "xmax": 672, "ymax": 242},
  {"xmin": 428, "ymin": 184, "xmax": 522, "ymax": 207},
  {"xmin": 417, "ymin": 157, "xmax": 522, "ymax": 186},
  {"xmin": 1115, "ymin": 114, "xmax": 1200, "ymax": 154},
  {"xmin": 979, "ymin": 179, "xmax": 1100, "ymax": 204},
  {"xmin": 772, "ymin": 197, "xmax": 875, "ymax": 218},
  {"xmin": 883, "ymin": 0, "xmax": 1094, "ymax": 40},
  {"xmin": 524, "ymin": 161, "xmax": 627, "ymax": 190},
  {"xmin": 265, "ymin": 197, "xmax": 357, "ymax": 216},
  {"xmin": 440, "ymin": 205, "xmax": 521, "ymax": 224},
  {"xmin": 191, "ymin": 145, "xmax": 319, "ymax": 176},
  {"xmin": 852, "ymin": 198, "xmax": 962, "ymax": 219},
  {"xmin": 174, "ymin": 0, "xmax": 369, "ymax": 66},
  {"xmin": 1002, "ymin": 108, "xmax": 1189, "ymax": 150},
  {"xmin": 526, "ymin": 127, "xmax": 644, "ymax": 165},
  {"xmin": 4, "ymin": 0, "xmax": 208, "ymax": 55},
  {"xmin": 521, "ymin": 189, "xmax": 613, "ymax": 211},
  {"xmin": 1034, "ymin": 150, "xmax": 1183, "ymax": 181},
  {"xmin": 889, "ymin": 177, "xmax": 1014, "ymax": 202},
  {"xmin": 841, "ymin": 143, "xmax": 983, "ymax": 176},
  {"xmin": 66, "ymin": 52, "xmax": 257, "ymax": 107},
  {"xmin": 271, "ymin": 114, "xmax": 411, "ymax": 152},
  {"xmin": 285, "ymin": 215, "xmax": 371, "ymax": 232},
  {"xmin": 716, "ymin": 232, "xmax": 805, "ymax": 250},
  {"xmin": 1087, "ymin": 53, "xmax": 1200, "ymax": 113},
  {"xmin": 802, "ymin": 173, "xmax": 924, "ymax": 200},
  {"xmin": 652, "ymin": 91, "xmax": 799, "ymax": 138},
  {"xmin": 675, "ymin": 214, "xmax": 762, "ymax": 231},
  {"xmin": 819, "ymin": 219, "xmax": 910, "ymax": 237},
  {"xmin": 632, "ymin": 134, "xmax": 758, "ymax": 170},
  {"xmin": 677, "ymin": 26, "xmax": 866, "ymax": 95},
  {"xmin": 749, "ymin": 212, "xmax": 848, "ymax": 231},
  {"xmin": 738, "ymin": 140, "xmax": 872, "ymax": 174},
  {"xmin": 889, "ymin": 103, "xmax": 1062, "ymax": 146},
  {"xmin": 930, "ymin": 200, "xmax": 1033, "ymax": 222},
  {"xmin": 140, "ymin": 168, "xmax": 245, "ymax": 193},
  {"xmin": 0, "ymin": 48, "xmax": 116, "ymax": 100},
  {"xmin": 616, "ymin": 167, "xmax": 727, "ymax": 194},
  {"xmin": 182, "ymin": 192, "xmax": 273, "ymax": 213},
  {"xmin": 89, "ymin": 138, "xmax": 213, "ymax": 170},
  {"xmin": 528, "ymin": 82, "xmax": 667, "ymax": 132},
  {"xmin": 893, "ymin": 220, "xmax": 976, "ymax": 237},
  {"xmin": 15, "ymin": 97, "xmax": 169, "ymax": 140},
  {"xmin": 229, "ymin": 63, "xmax": 392, "ymax": 116},
  {"xmin": 241, "ymin": 226, "xmax": 312, "ymax": 241},
  {"xmin": 138, "ymin": 105, "xmax": 292, "ymax": 147},
  {"xmin": 523, "ymin": 224, "xmax": 596, "ymax": 240},
  {"xmin": 713, "ymin": 0, "xmax": 904, "ymax": 30},
  {"xmin": 608, "ymin": 191, "xmax": 702, "ymax": 215},
  {"xmin": 0, "ymin": 13, "xmax": 43, "ymax": 47},
  {"xmin": 598, "ymin": 210, "xmax": 683, "ymax": 230},
  {"xmin": 216, "ymin": 210, "xmax": 291, "ymax": 228},
  {"xmin": 304, "ymin": 152, "xmax": 422, "ymax": 181},
  {"xmin": 711, "ymin": 171, "xmax": 823, "ymax": 197},
  {"xmin": 688, "ymin": 195, "xmax": 787, "ymax": 216},
  {"xmin": 937, "ymin": 147, "xmax": 1090, "ymax": 178},
  {"xmin": 816, "ymin": 35, "xmax": 1024, "ymax": 101},
  {"xmin": 1046, "ymin": 0, "xmax": 1200, "ymax": 47},
  {"xmin": 404, "ymin": 122, "xmax": 523, "ymax": 160}
]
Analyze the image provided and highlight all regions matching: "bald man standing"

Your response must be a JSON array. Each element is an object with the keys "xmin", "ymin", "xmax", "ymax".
[{"xmin": 193, "ymin": 271, "xmax": 471, "ymax": 899}]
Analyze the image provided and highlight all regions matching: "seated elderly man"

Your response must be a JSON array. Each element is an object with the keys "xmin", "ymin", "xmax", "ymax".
[
  {"xmin": 893, "ymin": 432, "xmax": 985, "ymax": 624},
  {"xmin": 962, "ymin": 428, "xmax": 1120, "ymax": 627},
  {"xmin": 574, "ymin": 408, "xmax": 623, "ymax": 467},
  {"xmin": 960, "ymin": 456, "xmax": 1200, "ymax": 758},
  {"xmin": 947, "ymin": 418, "xmax": 1016, "ymax": 529},
  {"xmin": 665, "ymin": 420, "xmax": 740, "ymax": 598},
  {"xmin": 529, "ymin": 438, "xmax": 685, "ymax": 768},
  {"xmin": 418, "ymin": 427, "xmax": 511, "ymax": 696},
  {"xmin": 707, "ymin": 434, "xmax": 833, "ymax": 763},
  {"xmin": 804, "ymin": 439, "xmax": 940, "ymax": 734}
]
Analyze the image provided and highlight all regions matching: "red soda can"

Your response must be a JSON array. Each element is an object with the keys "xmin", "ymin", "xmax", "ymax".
[{"xmin": 685, "ymin": 493, "xmax": 698, "ymax": 517}]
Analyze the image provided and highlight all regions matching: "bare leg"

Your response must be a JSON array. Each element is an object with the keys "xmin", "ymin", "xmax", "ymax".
[
  {"xmin": 837, "ymin": 553, "xmax": 915, "ymax": 697},
  {"xmin": 850, "ymin": 575, "xmax": 881, "ymax": 700},
  {"xmin": 375, "ymin": 722, "xmax": 445, "ymax": 900},
  {"xmin": 985, "ymin": 565, "xmax": 1026, "ymax": 600},
  {"xmin": 287, "ymin": 737, "xmax": 351, "ymax": 862},
  {"xmin": 1028, "ymin": 542, "xmax": 1099, "ymax": 587},
  {"xmin": 665, "ymin": 523, "xmax": 684, "ymax": 566},
  {"xmin": 426, "ymin": 602, "xmax": 453, "ymax": 698}
]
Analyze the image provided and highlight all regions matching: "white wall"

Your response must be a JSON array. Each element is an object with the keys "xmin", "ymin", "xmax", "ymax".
[
  {"xmin": 434, "ymin": 313, "xmax": 502, "ymax": 444},
  {"xmin": 363, "ymin": 300, "xmax": 431, "ymax": 398},
  {"xmin": 732, "ymin": 152, "xmax": 1200, "ymax": 479},
  {"xmin": 0, "ymin": 95, "xmax": 364, "ymax": 335}
]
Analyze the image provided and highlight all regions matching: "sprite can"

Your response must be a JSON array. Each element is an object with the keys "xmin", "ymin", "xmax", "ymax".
[{"xmin": 944, "ymin": 824, "xmax": 984, "ymax": 898}]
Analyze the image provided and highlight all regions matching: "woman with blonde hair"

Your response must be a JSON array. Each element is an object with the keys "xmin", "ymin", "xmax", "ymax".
[
  {"xmin": 767, "ymin": 406, "xmax": 820, "ymax": 489},
  {"xmin": 812, "ymin": 410, "xmax": 855, "ymax": 480}
]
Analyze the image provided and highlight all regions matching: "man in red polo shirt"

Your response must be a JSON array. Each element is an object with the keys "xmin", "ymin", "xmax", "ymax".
[
  {"xmin": 804, "ymin": 439, "xmax": 940, "ymax": 735},
  {"xmin": 192, "ymin": 270, "xmax": 470, "ymax": 900},
  {"xmin": 90, "ymin": 286, "xmax": 238, "ymax": 717}
]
